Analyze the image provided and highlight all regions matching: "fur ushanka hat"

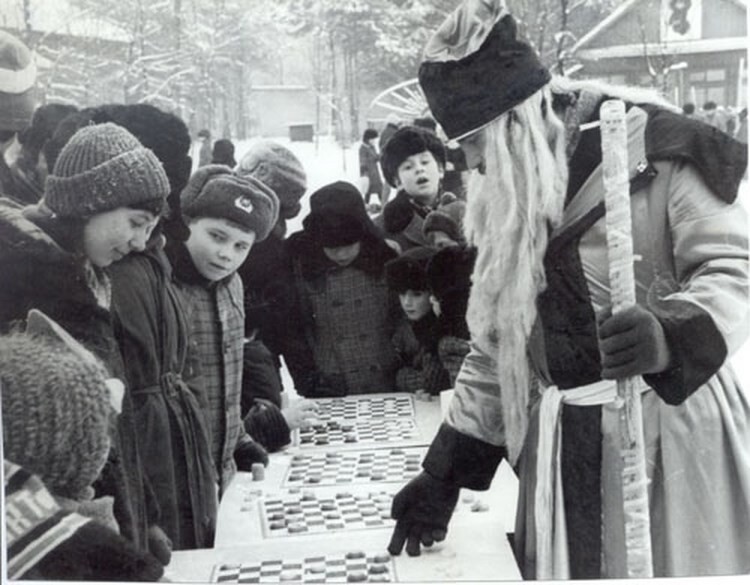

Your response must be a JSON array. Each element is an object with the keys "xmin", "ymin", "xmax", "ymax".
[
  {"xmin": 181, "ymin": 164, "xmax": 280, "ymax": 241},
  {"xmin": 303, "ymin": 181, "xmax": 375, "ymax": 248},
  {"xmin": 385, "ymin": 246, "xmax": 438, "ymax": 293},
  {"xmin": 418, "ymin": 2, "xmax": 550, "ymax": 140},
  {"xmin": 237, "ymin": 140, "xmax": 307, "ymax": 220},
  {"xmin": 380, "ymin": 125, "xmax": 446, "ymax": 188}
]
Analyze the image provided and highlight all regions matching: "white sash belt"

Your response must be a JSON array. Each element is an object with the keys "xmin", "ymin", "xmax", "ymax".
[{"xmin": 534, "ymin": 379, "xmax": 619, "ymax": 580}]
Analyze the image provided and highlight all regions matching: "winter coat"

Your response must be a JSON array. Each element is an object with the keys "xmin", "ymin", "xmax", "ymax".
[
  {"xmin": 284, "ymin": 230, "xmax": 401, "ymax": 396},
  {"xmin": 392, "ymin": 315, "xmax": 451, "ymax": 395},
  {"xmin": 359, "ymin": 142, "xmax": 383, "ymax": 197},
  {"xmin": 166, "ymin": 240, "xmax": 254, "ymax": 493},
  {"xmin": 375, "ymin": 190, "xmax": 442, "ymax": 252},
  {"xmin": 5, "ymin": 461, "xmax": 163, "ymax": 582},
  {"xmin": 109, "ymin": 248, "xmax": 218, "ymax": 550},
  {"xmin": 428, "ymin": 104, "xmax": 750, "ymax": 578},
  {"xmin": 0, "ymin": 199, "xmax": 158, "ymax": 555}
]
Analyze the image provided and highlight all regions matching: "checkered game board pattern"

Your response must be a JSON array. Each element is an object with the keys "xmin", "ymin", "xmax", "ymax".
[
  {"xmin": 260, "ymin": 490, "xmax": 394, "ymax": 537},
  {"xmin": 284, "ymin": 447, "xmax": 424, "ymax": 487},
  {"xmin": 314, "ymin": 396, "xmax": 415, "ymax": 421},
  {"xmin": 298, "ymin": 418, "xmax": 419, "ymax": 447},
  {"xmin": 212, "ymin": 550, "xmax": 395, "ymax": 583}
]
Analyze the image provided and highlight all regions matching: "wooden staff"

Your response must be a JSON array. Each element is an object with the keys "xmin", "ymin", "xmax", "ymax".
[{"xmin": 600, "ymin": 99, "xmax": 653, "ymax": 578}]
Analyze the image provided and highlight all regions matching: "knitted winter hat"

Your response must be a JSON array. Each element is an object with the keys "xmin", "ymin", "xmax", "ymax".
[
  {"xmin": 302, "ymin": 181, "xmax": 371, "ymax": 247},
  {"xmin": 385, "ymin": 246, "xmax": 438, "ymax": 292},
  {"xmin": 0, "ymin": 31, "xmax": 37, "ymax": 132},
  {"xmin": 423, "ymin": 200, "xmax": 466, "ymax": 245},
  {"xmin": 0, "ymin": 330, "xmax": 111, "ymax": 500},
  {"xmin": 181, "ymin": 164, "xmax": 280, "ymax": 241},
  {"xmin": 426, "ymin": 244, "xmax": 476, "ymax": 301},
  {"xmin": 380, "ymin": 125, "xmax": 446, "ymax": 188},
  {"xmin": 44, "ymin": 122, "xmax": 169, "ymax": 218},
  {"xmin": 237, "ymin": 140, "xmax": 307, "ymax": 220},
  {"xmin": 419, "ymin": 2, "xmax": 550, "ymax": 140}
]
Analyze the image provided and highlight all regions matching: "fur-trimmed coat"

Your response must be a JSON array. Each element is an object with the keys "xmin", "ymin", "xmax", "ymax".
[{"xmin": 425, "ymin": 103, "xmax": 750, "ymax": 578}]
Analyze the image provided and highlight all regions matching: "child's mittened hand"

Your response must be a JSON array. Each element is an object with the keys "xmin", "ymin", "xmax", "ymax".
[{"xmin": 235, "ymin": 440, "xmax": 269, "ymax": 470}]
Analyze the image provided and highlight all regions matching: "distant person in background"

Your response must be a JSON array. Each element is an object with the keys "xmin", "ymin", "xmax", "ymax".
[
  {"xmin": 379, "ymin": 113, "xmax": 402, "ymax": 205},
  {"xmin": 736, "ymin": 108, "xmax": 748, "ymax": 144},
  {"xmin": 10, "ymin": 103, "xmax": 77, "ymax": 205},
  {"xmin": 236, "ymin": 140, "xmax": 319, "ymax": 452},
  {"xmin": 284, "ymin": 181, "xmax": 400, "ymax": 397},
  {"xmin": 197, "ymin": 128, "xmax": 212, "ymax": 167},
  {"xmin": 701, "ymin": 100, "xmax": 725, "ymax": 131},
  {"xmin": 0, "ymin": 31, "xmax": 37, "ymax": 203},
  {"xmin": 681, "ymin": 102, "xmax": 697, "ymax": 120},
  {"xmin": 211, "ymin": 138, "xmax": 236, "ymax": 168},
  {"xmin": 359, "ymin": 128, "xmax": 385, "ymax": 212}
]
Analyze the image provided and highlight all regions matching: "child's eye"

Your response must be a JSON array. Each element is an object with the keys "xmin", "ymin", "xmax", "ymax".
[
  {"xmin": 210, "ymin": 232, "xmax": 226, "ymax": 243},
  {"xmin": 235, "ymin": 242, "xmax": 250, "ymax": 253}
]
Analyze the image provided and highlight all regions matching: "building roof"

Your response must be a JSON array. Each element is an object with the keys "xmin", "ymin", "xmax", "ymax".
[{"xmin": 573, "ymin": 0, "xmax": 747, "ymax": 54}]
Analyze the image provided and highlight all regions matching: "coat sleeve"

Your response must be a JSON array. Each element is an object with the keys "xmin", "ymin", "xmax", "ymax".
[
  {"xmin": 421, "ymin": 342, "xmax": 506, "ymax": 490},
  {"xmin": 643, "ymin": 161, "xmax": 749, "ymax": 404}
]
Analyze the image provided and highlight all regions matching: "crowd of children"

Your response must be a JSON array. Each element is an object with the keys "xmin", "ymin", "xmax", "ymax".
[{"xmin": 0, "ymin": 29, "xmax": 480, "ymax": 581}]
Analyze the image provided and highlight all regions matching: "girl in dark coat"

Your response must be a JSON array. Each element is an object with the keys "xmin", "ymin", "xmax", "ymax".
[{"xmin": 0, "ymin": 122, "xmax": 172, "ymax": 563}]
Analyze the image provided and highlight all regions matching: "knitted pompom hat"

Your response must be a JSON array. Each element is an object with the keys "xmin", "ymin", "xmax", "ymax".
[
  {"xmin": 0, "ymin": 31, "xmax": 37, "ymax": 131},
  {"xmin": 44, "ymin": 122, "xmax": 169, "ymax": 218},
  {"xmin": 181, "ymin": 164, "xmax": 280, "ymax": 241},
  {"xmin": 0, "ymin": 331, "xmax": 111, "ymax": 500},
  {"xmin": 385, "ymin": 245, "xmax": 438, "ymax": 293},
  {"xmin": 236, "ymin": 140, "xmax": 307, "ymax": 220}
]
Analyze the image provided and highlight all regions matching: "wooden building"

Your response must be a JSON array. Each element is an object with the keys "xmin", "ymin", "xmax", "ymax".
[{"xmin": 571, "ymin": 0, "xmax": 747, "ymax": 108}]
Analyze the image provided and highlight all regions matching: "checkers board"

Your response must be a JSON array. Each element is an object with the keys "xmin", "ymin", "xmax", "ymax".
[
  {"xmin": 313, "ymin": 395, "xmax": 415, "ymax": 421},
  {"xmin": 284, "ymin": 447, "xmax": 424, "ymax": 487},
  {"xmin": 298, "ymin": 418, "xmax": 419, "ymax": 447},
  {"xmin": 260, "ymin": 490, "xmax": 393, "ymax": 537},
  {"xmin": 211, "ymin": 550, "xmax": 395, "ymax": 583}
]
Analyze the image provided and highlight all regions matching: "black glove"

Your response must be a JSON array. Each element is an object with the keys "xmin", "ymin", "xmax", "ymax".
[
  {"xmin": 147, "ymin": 524, "xmax": 173, "ymax": 566},
  {"xmin": 387, "ymin": 471, "xmax": 460, "ymax": 557},
  {"xmin": 234, "ymin": 439, "xmax": 269, "ymax": 470}
]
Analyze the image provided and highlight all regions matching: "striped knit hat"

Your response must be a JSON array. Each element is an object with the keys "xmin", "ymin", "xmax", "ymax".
[
  {"xmin": 4, "ymin": 461, "xmax": 92, "ymax": 579},
  {"xmin": 0, "ymin": 31, "xmax": 37, "ymax": 131},
  {"xmin": 0, "ymin": 329, "xmax": 111, "ymax": 500},
  {"xmin": 43, "ymin": 122, "xmax": 169, "ymax": 218}
]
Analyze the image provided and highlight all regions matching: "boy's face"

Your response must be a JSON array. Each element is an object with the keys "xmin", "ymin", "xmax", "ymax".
[
  {"xmin": 323, "ymin": 241, "xmax": 361, "ymax": 267},
  {"xmin": 394, "ymin": 150, "xmax": 444, "ymax": 205},
  {"xmin": 185, "ymin": 217, "xmax": 256, "ymax": 281},
  {"xmin": 399, "ymin": 289, "xmax": 433, "ymax": 321},
  {"xmin": 83, "ymin": 207, "xmax": 158, "ymax": 267}
]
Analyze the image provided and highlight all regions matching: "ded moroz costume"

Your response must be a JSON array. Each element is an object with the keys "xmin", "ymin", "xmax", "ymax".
[{"xmin": 388, "ymin": 0, "xmax": 750, "ymax": 579}]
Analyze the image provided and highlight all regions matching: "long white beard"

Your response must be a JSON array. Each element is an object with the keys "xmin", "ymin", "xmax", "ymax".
[{"xmin": 463, "ymin": 88, "xmax": 568, "ymax": 463}]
